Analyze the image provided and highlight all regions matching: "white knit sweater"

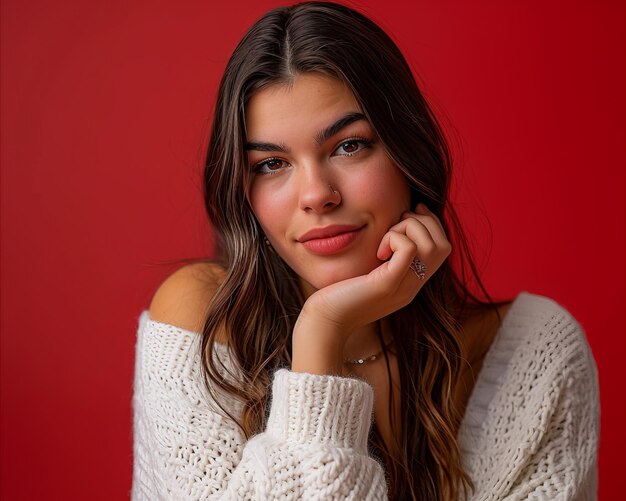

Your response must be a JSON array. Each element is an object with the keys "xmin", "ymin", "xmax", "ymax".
[{"xmin": 131, "ymin": 292, "xmax": 599, "ymax": 500}]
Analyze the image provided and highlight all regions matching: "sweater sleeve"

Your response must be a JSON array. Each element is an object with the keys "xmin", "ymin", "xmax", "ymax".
[{"xmin": 131, "ymin": 311, "xmax": 389, "ymax": 500}]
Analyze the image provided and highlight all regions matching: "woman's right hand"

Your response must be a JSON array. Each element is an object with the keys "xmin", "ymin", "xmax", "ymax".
[{"xmin": 291, "ymin": 203, "xmax": 451, "ymax": 376}]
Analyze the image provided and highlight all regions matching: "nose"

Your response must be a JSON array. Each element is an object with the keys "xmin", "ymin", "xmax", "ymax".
[{"xmin": 297, "ymin": 163, "xmax": 342, "ymax": 213}]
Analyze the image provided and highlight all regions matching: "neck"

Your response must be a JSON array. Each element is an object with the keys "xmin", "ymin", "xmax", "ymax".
[{"xmin": 343, "ymin": 318, "xmax": 393, "ymax": 361}]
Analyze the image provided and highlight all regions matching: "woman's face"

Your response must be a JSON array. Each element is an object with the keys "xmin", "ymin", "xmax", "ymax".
[{"xmin": 245, "ymin": 73, "xmax": 411, "ymax": 295}]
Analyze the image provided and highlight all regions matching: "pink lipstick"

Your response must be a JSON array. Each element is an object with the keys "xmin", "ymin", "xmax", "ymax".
[{"xmin": 297, "ymin": 225, "xmax": 364, "ymax": 255}]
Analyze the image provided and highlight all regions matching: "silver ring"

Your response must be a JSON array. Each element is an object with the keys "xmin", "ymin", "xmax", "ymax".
[{"xmin": 409, "ymin": 259, "xmax": 427, "ymax": 280}]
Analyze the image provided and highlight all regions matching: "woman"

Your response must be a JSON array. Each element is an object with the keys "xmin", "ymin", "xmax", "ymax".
[{"xmin": 132, "ymin": 2, "xmax": 599, "ymax": 499}]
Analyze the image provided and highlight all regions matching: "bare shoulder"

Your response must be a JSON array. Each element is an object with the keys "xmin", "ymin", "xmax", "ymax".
[{"xmin": 148, "ymin": 261, "xmax": 227, "ymax": 335}]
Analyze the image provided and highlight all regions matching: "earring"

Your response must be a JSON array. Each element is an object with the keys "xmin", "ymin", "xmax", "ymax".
[{"xmin": 264, "ymin": 236, "xmax": 276, "ymax": 254}]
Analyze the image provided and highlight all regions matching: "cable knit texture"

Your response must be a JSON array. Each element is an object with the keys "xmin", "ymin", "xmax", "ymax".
[{"xmin": 131, "ymin": 292, "xmax": 599, "ymax": 500}]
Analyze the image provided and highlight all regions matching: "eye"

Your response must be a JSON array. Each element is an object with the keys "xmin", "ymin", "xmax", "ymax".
[
  {"xmin": 252, "ymin": 158, "xmax": 289, "ymax": 175},
  {"xmin": 333, "ymin": 138, "xmax": 374, "ymax": 157}
]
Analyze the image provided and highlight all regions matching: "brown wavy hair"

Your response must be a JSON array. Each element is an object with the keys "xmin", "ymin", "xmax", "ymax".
[{"xmin": 198, "ymin": 2, "xmax": 499, "ymax": 499}]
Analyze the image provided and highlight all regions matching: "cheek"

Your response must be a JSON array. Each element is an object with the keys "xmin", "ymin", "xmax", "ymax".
[
  {"xmin": 351, "ymin": 161, "xmax": 410, "ymax": 210},
  {"xmin": 248, "ymin": 185, "xmax": 290, "ymax": 238}
]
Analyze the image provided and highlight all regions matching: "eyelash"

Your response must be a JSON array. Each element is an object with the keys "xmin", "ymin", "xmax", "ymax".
[
  {"xmin": 337, "ymin": 137, "xmax": 374, "ymax": 156},
  {"xmin": 251, "ymin": 137, "xmax": 375, "ymax": 175}
]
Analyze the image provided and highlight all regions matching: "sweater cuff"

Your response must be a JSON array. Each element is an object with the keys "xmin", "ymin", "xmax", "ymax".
[{"xmin": 265, "ymin": 368, "xmax": 375, "ymax": 453}]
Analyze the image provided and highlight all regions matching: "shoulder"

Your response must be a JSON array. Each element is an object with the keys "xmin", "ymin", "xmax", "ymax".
[
  {"xmin": 495, "ymin": 292, "xmax": 599, "ymax": 402},
  {"xmin": 506, "ymin": 292, "xmax": 593, "ymax": 363},
  {"xmin": 148, "ymin": 261, "xmax": 227, "ymax": 335},
  {"xmin": 136, "ymin": 262, "xmax": 243, "ymax": 426},
  {"xmin": 461, "ymin": 293, "xmax": 600, "ymax": 499}
]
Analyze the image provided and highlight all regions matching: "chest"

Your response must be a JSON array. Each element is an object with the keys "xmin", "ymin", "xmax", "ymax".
[
  {"xmin": 357, "ymin": 304, "xmax": 509, "ymax": 460},
  {"xmin": 352, "ymin": 353, "xmax": 403, "ymax": 457},
  {"xmin": 356, "ymin": 352, "xmax": 484, "ymax": 457}
]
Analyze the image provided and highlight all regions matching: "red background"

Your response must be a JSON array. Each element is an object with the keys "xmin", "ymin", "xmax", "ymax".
[{"xmin": 2, "ymin": 0, "xmax": 624, "ymax": 498}]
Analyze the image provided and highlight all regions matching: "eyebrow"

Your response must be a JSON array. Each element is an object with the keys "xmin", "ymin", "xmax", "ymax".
[
  {"xmin": 315, "ymin": 112, "xmax": 367, "ymax": 145},
  {"xmin": 244, "ymin": 112, "xmax": 367, "ymax": 153}
]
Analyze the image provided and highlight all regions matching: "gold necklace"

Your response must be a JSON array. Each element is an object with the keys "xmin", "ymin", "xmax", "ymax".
[{"xmin": 343, "ymin": 337, "xmax": 395, "ymax": 365}]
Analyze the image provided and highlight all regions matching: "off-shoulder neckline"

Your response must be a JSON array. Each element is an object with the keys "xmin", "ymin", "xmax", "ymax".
[
  {"xmin": 139, "ymin": 291, "xmax": 532, "ymax": 358},
  {"xmin": 140, "ymin": 310, "xmax": 229, "ymax": 349}
]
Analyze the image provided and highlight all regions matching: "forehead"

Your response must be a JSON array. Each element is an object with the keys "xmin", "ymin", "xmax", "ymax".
[{"xmin": 245, "ymin": 73, "xmax": 362, "ymax": 140}]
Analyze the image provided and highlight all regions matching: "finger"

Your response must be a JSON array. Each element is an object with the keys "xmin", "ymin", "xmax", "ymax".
[
  {"xmin": 407, "ymin": 203, "xmax": 445, "ymax": 230},
  {"xmin": 375, "ymin": 233, "xmax": 429, "ymax": 291},
  {"xmin": 415, "ymin": 202, "xmax": 445, "ymax": 229},
  {"xmin": 379, "ymin": 231, "xmax": 429, "ymax": 302},
  {"xmin": 383, "ymin": 217, "xmax": 437, "ymax": 258},
  {"xmin": 375, "ymin": 230, "xmax": 417, "ymax": 275},
  {"xmin": 386, "ymin": 220, "xmax": 434, "ymax": 284},
  {"xmin": 400, "ymin": 205, "xmax": 448, "ymax": 247}
]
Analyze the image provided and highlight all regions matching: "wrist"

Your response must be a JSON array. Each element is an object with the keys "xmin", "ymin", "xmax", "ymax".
[{"xmin": 292, "ymin": 309, "xmax": 348, "ymax": 376}]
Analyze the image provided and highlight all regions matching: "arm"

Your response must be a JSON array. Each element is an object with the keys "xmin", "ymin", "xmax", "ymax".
[
  {"xmin": 133, "ymin": 203, "xmax": 448, "ymax": 499},
  {"xmin": 219, "ymin": 369, "xmax": 388, "ymax": 500},
  {"xmin": 131, "ymin": 264, "xmax": 389, "ymax": 500}
]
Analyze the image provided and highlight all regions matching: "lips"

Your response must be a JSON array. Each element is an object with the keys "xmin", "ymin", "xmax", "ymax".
[{"xmin": 297, "ymin": 224, "xmax": 365, "ymax": 256}]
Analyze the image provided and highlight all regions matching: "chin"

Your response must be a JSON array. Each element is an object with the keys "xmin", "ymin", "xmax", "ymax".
[{"xmin": 303, "ymin": 260, "xmax": 380, "ymax": 290}]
